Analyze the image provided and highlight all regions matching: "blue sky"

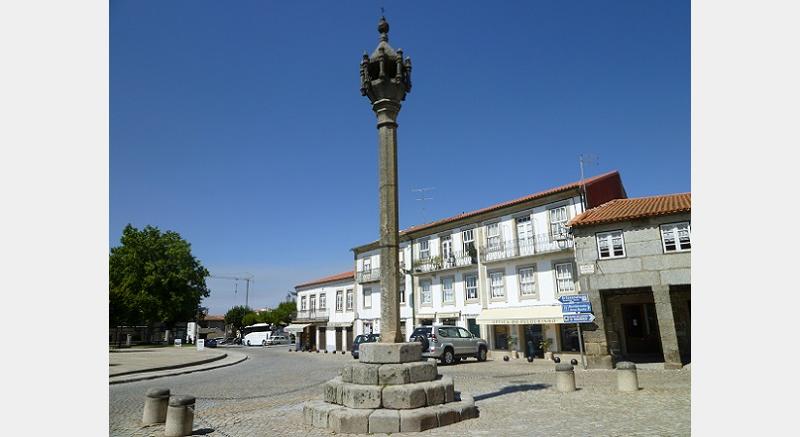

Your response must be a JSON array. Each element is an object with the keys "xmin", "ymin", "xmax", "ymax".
[{"xmin": 110, "ymin": 0, "xmax": 689, "ymax": 315}]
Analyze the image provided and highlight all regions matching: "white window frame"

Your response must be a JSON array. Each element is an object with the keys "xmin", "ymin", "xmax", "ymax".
[
  {"xmin": 464, "ymin": 274, "xmax": 478, "ymax": 301},
  {"xmin": 596, "ymin": 230, "xmax": 626, "ymax": 259},
  {"xmin": 660, "ymin": 221, "xmax": 691, "ymax": 253},
  {"xmin": 346, "ymin": 289, "xmax": 353, "ymax": 311},
  {"xmin": 336, "ymin": 290, "xmax": 343, "ymax": 312},
  {"xmin": 549, "ymin": 206, "xmax": 569, "ymax": 239},
  {"xmin": 399, "ymin": 281, "xmax": 406, "ymax": 304},
  {"xmin": 420, "ymin": 280, "xmax": 432, "ymax": 305},
  {"xmin": 518, "ymin": 266, "xmax": 537, "ymax": 297},
  {"xmin": 489, "ymin": 271, "xmax": 505, "ymax": 299},
  {"xmin": 462, "ymin": 229, "xmax": 475, "ymax": 254},
  {"xmin": 419, "ymin": 239, "xmax": 430, "ymax": 260},
  {"xmin": 441, "ymin": 276, "xmax": 455, "ymax": 304},
  {"xmin": 319, "ymin": 293, "xmax": 326, "ymax": 310},
  {"xmin": 363, "ymin": 258, "xmax": 371, "ymax": 272},
  {"xmin": 309, "ymin": 294, "xmax": 316, "ymax": 310},
  {"xmin": 300, "ymin": 295, "xmax": 307, "ymax": 311},
  {"xmin": 554, "ymin": 262, "xmax": 576, "ymax": 293},
  {"xmin": 363, "ymin": 287, "xmax": 372, "ymax": 308},
  {"xmin": 440, "ymin": 235, "xmax": 452, "ymax": 259},
  {"xmin": 486, "ymin": 222, "xmax": 501, "ymax": 249}
]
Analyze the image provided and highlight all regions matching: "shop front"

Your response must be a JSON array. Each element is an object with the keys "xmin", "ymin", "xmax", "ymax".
[{"xmin": 476, "ymin": 305, "xmax": 576, "ymax": 358}]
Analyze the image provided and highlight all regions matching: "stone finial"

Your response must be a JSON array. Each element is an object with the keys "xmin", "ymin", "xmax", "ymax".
[{"xmin": 378, "ymin": 16, "xmax": 389, "ymax": 41}]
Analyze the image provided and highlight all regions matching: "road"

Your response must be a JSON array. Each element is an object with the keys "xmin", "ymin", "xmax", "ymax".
[{"xmin": 110, "ymin": 346, "xmax": 690, "ymax": 436}]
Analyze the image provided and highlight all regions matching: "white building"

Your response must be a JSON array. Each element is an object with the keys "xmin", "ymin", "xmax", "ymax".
[
  {"xmin": 291, "ymin": 271, "xmax": 356, "ymax": 352},
  {"xmin": 351, "ymin": 171, "xmax": 627, "ymax": 359}
]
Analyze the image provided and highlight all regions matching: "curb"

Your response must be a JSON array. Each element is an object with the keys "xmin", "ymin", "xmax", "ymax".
[
  {"xmin": 109, "ymin": 351, "xmax": 248, "ymax": 385},
  {"xmin": 110, "ymin": 352, "xmax": 229, "ymax": 377}
]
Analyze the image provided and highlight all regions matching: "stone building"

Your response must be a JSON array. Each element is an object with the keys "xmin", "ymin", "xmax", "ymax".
[{"xmin": 568, "ymin": 193, "xmax": 691, "ymax": 369}]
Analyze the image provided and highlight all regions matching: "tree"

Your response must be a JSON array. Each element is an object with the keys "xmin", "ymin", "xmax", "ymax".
[
  {"xmin": 241, "ymin": 312, "xmax": 260, "ymax": 328},
  {"xmin": 224, "ymin": 305, "xmax": 253, "ymax": 338},
  {"xmin": 109, "ymin": 224, "xmax": 210, "ymax": 330},
  {"xmin": 267, "ymin": 301, "xmax": 297, "ymax": 327}
]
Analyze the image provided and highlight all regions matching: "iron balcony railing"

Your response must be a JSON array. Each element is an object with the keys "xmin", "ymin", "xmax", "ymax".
[
  {"xmin": 356, "ymin": 268, "xmax": 381, "ymax": 283},
  {"xmin": 295, "ymin": 309, "xmax": 329, "ymax": 321},
  {"xmin": 412, "ymin": 249, "xmax": 477, "ymax": 274},
  {"xmin": 480, "ymin": 233, "xmax": 573, "ymax": 263}
]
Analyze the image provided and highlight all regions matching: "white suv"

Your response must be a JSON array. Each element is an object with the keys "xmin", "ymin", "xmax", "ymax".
[{"xmin": 410, "ymin": 325, "xmax": 488, "ymax": 365}]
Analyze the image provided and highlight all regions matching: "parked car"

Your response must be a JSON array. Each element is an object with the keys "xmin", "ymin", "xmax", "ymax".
[
  {"xmin": 266, "ymin": 335, "xmax": 290, "ymax": 345},
  {"xmin": 410, "ymin": 325, "xmax": 488, "ymax": 365},
  {"xmin": 351, "ymin": 333, "xmax": 380, "ymax": 359},
  {"xmin": 204, "ymin": 338, "xmax": 218, "ymax": 348}
]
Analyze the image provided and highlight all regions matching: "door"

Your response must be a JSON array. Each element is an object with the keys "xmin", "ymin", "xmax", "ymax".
[
  {"xmin": 345, "ymin": 327, "xmax": 353, "ymax": 351},
  {"xmin": 524, "ymin": 325, "xmax": 543, "ymax": 358},
  {"xmin": 622, "ymin": 304, "xmax": 662, "ymax": 354},
  {"xmin": 516, "ymin": 216, "xmax": 533, "ymax": 256},
  {"xmin": 335, "ymin": 327, "xmax": 343, "ymax": 351}
]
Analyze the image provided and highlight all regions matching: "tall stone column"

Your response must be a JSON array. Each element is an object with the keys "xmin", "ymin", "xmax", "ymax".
[
  {"xmin": 361, "ymin": 17, "xmax": 412, "ymax": 344},
  {"xmin": 652, "ymin": 285, "xmax": 682, "ymax": 369}
]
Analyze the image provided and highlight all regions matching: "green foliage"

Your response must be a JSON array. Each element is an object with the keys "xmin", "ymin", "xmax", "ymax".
[
  {"xmin": 539, "ymin": 337, "xmax": 552, "ymax": 351},
  {"xmin": 241, "ymin": 312, "xmax": 260, "ymax": 327},
  {"xmin": 260, "ymin": 301, "xmax": 297, "ymax": 327},
  {"xmin": 109, "ymin": 224, "xmax": 210, "ymax": 327},
  {"xmin": 224, "ymin": 305, "xmax": 253, "ymax": 335},
  {"xmin": 507, "ymin": 335, "xmax": 519, "ymax": 350}
]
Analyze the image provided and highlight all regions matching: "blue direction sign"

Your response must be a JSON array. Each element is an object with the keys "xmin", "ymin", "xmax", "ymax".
[
  {"xmin": 564, "ymin": 313, "xmax": 596, "ymax": 323},
  {"xmin": 562, "ymin": 302, "xmax": 592, "ymax": 313},
  {"xmin": 558, "ymin": 294, "xmax": 589, "ymax": 304}
]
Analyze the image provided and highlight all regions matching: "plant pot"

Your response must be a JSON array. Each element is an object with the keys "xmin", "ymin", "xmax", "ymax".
[
  {"xmin": 512, "ymin": 351, "xmax": 519, "ymax": 359},
  {"xmin": 544, "ymin": 351, "xmax": 553, "ymax": 361}
]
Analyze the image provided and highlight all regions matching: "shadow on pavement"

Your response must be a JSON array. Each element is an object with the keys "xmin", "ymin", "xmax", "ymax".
[
  {"xmin": 193, "ymin": 428, "xmax": 215, "ymax": 435},
  {"xmin": 472, "ymin": 383, "xmax": 550, "ymax": 401}
]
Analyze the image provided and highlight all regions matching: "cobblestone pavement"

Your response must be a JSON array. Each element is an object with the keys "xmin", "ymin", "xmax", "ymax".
[{"xmin": 110, "ymin": 347, "xmax": 690, "ymax": 436}]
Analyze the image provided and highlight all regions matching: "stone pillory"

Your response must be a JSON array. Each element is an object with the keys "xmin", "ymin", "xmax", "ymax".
[{"xmin": 304, "ymin": 17, "xmax": 478, "ymax": 433}]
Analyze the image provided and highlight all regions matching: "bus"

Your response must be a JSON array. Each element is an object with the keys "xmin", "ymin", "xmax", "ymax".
[{"xmin": 242, "ymin": 323, "xmax": 272, "ymax": 346}]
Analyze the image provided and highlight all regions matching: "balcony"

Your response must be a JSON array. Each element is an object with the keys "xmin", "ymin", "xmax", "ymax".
[
  {"xmin": 412, "ymin": 250, "xmax": 477, "ymax": 274},
  {"xmin": 295, "ymin": 309, "xmax": 329, "ymax": 322},
  {"xmin": 480, "ymin": 233, "xmax": 573, "ymax": 263},
  {"xmin": 356, "ymin": 268, "xmax": 381, "ymax": 283}
]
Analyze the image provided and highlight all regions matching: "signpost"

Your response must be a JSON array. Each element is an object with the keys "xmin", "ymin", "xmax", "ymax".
[
  {"xmin": 559, "ymin": 294, "xmax": 593, "ymax": 369},
  {"xmin": 562, "ymin": 302, "xmax": 592, "ymax": 313}
]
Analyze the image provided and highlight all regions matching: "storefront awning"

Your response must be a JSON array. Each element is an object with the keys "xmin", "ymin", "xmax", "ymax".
[
  {"xmin": 435, "ymin": 312, "xmax": 461, "ymax": 319},
  {"xmin": 284, "ymin": 323, "xmax": 311, "ymax": 333},
  {"xmin": 476, "ymin": 305, "xmax": 565, "ymax": 325}
]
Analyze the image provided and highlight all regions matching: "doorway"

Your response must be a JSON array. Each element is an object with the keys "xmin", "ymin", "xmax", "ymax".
[
  {"xmin": 335, "ymin": 327, "xmax": 343, "ymax": 351},
  {"xmin": 523, "ymin": 325, "xmax": 543, "ymax": 358},
  {"xmin": 621, "ymin": 303, "xmax": 662, "ymax": 355}
]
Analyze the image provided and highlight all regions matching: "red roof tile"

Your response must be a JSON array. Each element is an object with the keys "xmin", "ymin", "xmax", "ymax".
[
  {"xmin": 400, "ymin": 171, "xmax": 622, "ymax": 235},
  {"xmin": 295, "ymin": 270, "xmax": 354, "ymax": 289},
  {"xmin": 568, "ymin": 193, "xmax": 690, "ymax": 228},
  {"xmin": 204, "ymin": 315, "xmax": 225, "ymax": 321}
]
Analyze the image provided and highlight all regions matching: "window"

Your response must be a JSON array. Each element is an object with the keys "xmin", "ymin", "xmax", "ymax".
[
  {"xmin": 310, "ymin": 294, "xmax": 316, "ymax": 310},
  {"xmin": 420, "ymin": 280, "xmax": 432, "ymax": 305},
  {"xmin": 516, "ymin": 216, "xmax": 534, "ymax": 254},
  {"xmin": 441, "ymin": 277, "xmax": 454, "ymax": 303},
  {"xmin": 462, "ymin": 229, "xmax": 475, "ymax": 254},
  {"xmin": 661, "ymin": 222, "xmax": 691, "ymax": 252},
  {"xmin": 440, "ymin": 235, "xmax": 452, "ymax": 259},
  {"xmin": 597, "ymin": 230, "xmax": 625, "ymax": 258},
  {"xmin": 419, "ymin": 239, "xmax": 430, "ymax": 259},
  {"xmin": 555, "ymin": 262, "xmax": 575, "ymax": 293},
  {"xmin": 518, "ymin": 266, "xmax": 536, "ymax": 297},
  {"xmin": 464, "ymin": 274, "xmax": 478, "ymax": 300},
  {"xmin": 486, "ymin": 223, "xmax": 501, "ymax": 249},
  {"xmin": 346, "ymin": 289, "xmax": 353, "ymax": 311},
  {"xmin": 399, "ymin": 281, "xmax": 406, "ymax": 304},
  {"xmin": 300, "ymin": 295, "xmax": 307, "ymax": 311},
  {"xmin": 363, "ymin": 258, "xmax": 371, "ymax": 272},
  {"xmin": 489, "ymin": 271, "xmax": 505, "ymax": 299},
  {"xmin": 549, "ymin": 206, "xmax": 569, "ymax": 239},
  {"xmin": 457, "ymin": 327, "xmax": 473, "ymax": 338},
  {"xmin": 363, "ymin": 287, "xmax": 372, "ymax": 308},
  {"xmin": 336, "ymin": 290, "xmax": 343, "ymax": 311},
  {"xmin": 319, "ymin": 293, "xmax": 326, "ymax": 310}
]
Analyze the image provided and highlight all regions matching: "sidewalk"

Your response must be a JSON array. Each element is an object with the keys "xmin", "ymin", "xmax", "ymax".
[{"xmin": 109, "ymin": 346, "xmax": 247, "ymax": 385}]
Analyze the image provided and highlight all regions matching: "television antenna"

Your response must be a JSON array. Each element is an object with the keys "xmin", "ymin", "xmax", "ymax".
[{"xmin": 411, "ymin": 187, "xmax": 435, "ymax": 223}]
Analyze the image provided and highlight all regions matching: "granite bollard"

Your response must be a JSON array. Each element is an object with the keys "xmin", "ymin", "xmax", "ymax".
[
  {"xmin": 555, "ymin": 363, "xmax": 576, "ymax": 392},
  {"xmin": 142, "ymin": 388, "xmax": 170, "ymax": 425},
  {"xmin": 616, "ymin": 361, "xmax": 640, "ymax": 392},
  {"xmin": 164, "ymin": 395, "xmax": 195, "ymax": 437}
]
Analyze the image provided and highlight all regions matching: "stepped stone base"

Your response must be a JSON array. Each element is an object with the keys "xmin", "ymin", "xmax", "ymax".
[{"xmin": 306, "ymin": 342, "xmax": 479, "ymax": 433}]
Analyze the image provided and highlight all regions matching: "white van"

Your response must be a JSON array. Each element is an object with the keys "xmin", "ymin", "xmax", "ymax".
[{"xmin": 243, "ymin": 323, "xmax": 272, "ymax": 346}]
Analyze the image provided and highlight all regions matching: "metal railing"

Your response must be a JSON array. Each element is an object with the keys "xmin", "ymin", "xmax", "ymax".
[
  {"xmin": 412, "ymin": 250, "xmax": 477, "ymax": 274},
  {"xmin": 356, "ymin": 268, "xmax": 381, "ymax": 283},
  {"xmin": 480, "ymin": 233, "xmax": 573, "ymax": 263},
  {"xmin": 295, "ymin": 309, "xmax": 329, "ymax": 321}
]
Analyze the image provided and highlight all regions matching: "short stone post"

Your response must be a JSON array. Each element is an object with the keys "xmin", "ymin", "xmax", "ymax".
[
  {"xmin": 555, "ymin": 363, "xmax": 576, "ymax": 392},
  {"xmin": 616, "ymin": 361, "xmax": 639, "ymax": 392},
  {"xmin": 126, "ymin": 334, "xmax": 132, "ymax": 347},
  {"xmin": 164, "ymin": 395, "xmax": 195, "ymax": 437},
  {"xmin": 141, "ymin": 388, "xmax": 170, "ymax": 424}
]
